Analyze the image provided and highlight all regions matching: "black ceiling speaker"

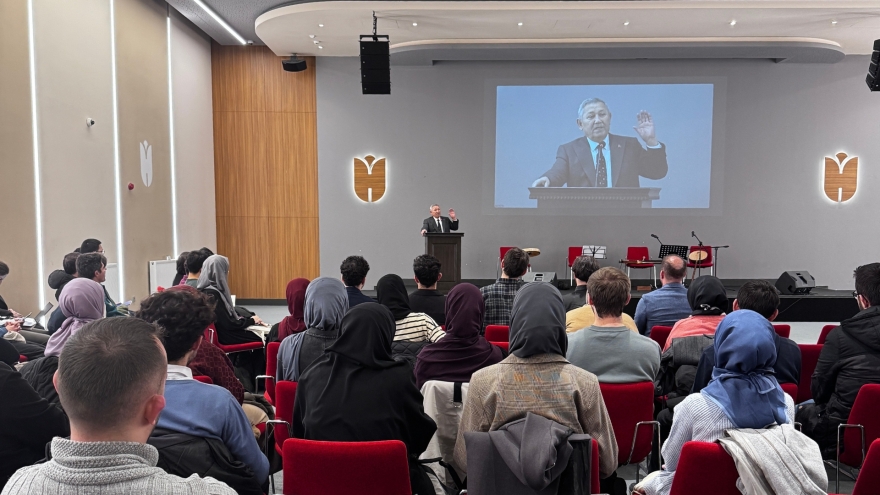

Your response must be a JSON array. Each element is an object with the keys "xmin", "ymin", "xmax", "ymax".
[
  {"xmin": 282, "ymin": 55, "xmax": 307, "ymax": 73},
  {"xmin": 360, "ymin": 36, "xmax": 390, "ymax": 94},
  {"xmin": 868, "ymin": 39, "xmax": 880, "ymax": 91}
]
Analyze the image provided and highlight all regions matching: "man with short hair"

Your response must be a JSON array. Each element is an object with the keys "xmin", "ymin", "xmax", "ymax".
[
  {"xmin": 480, "ymin": 248, "xmax": 529, "ymax": 328},
  {"xmin": 797, "ymin": 263, "xmax": 880, "ymax": 457},
  {"xmin": 76, "ymin": 253, "xmax": 122, "ymax": 318},
  {"xmin": 79, "ymin": 238, "xmax": 103, "ymax": 255},
  {"xmin": 691, "ymin": 280, "xmax": 801, "ymax": 392},
  {"xmin": 3, "ymin": 318, "xmax": 236, "ymax": 494},
  {"xmin": 340, "ymin": 255, "xmax": 373, "ymax": 308},
  {"xmin": 136, "ymin": 290, "xmax": 269, "ymax": 485},
  {"xmin": 408, "ymin": 254, "xmax": 446, "ymax": 325},
  {"xmin": 567, "ymin": 267, "xmax": 660, "ymax": 383},
  {"xmin": 48, "ymin": 252, "xmax": 80, "ymax": 302},
  {"xmin": 184, "ymin": 248, "xmax": 214, "ymax": 287},
  {"xmin": 563, "ymin": 256, "xmax": 600, "ymax": 311},
  {"xmin": 420, "ymin": 204, "xmax": 459, "ymax": 236},
  {"xmin": 633, "ymin": 255, "xmax": 691, "ymax": 336}
]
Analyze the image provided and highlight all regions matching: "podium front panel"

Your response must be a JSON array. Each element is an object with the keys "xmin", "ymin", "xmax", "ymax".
[{"xmin": 424, "ymin": 234, "xmax": 463, "ymax": 292}]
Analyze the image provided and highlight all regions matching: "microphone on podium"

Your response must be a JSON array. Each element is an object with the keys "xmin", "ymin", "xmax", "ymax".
[{"xmin": 650, "ymin": 234, "xmax": 662, "ymax": 245}]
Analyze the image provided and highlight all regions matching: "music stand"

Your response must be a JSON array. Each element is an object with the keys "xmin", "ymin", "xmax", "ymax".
[
  {"xmin": 658, "ymin": 245, "xmax": 689, "ymax": 260},
  {"xmin": 582, "ymin": 245, "xmax": 607, "ymax": 260}
]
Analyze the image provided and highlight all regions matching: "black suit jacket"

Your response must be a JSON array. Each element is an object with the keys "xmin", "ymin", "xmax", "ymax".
[
  {"xmin": 541, "ymin": 134, "xmax": 668, "ymax": 187},
  {"xmin": 422, "ymin": 216, "xmax": 458, "ymax": 234}
]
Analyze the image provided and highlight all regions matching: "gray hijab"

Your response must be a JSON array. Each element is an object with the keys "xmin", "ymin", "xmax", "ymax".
[
  {"xmin": 196, "ymin": 255, "xmax": 238, "ymax": 319},
  {"xmin": 508, "ymin": 282, "xmax": 568, "ymax": 358},
  {"xmin": 304, "ymin": 277, "xmax": 349, "ymax": 335}
]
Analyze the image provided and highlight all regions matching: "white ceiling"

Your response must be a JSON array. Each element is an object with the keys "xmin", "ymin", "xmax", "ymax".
[{"xmin": 253, "ymin": 1, "xmax": 880, "ymax": 61}]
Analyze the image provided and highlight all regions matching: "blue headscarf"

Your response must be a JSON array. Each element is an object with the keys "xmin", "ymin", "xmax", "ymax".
[{"xmin": 701, "ymin": 310, "xmax": 787, "ymax": 428}]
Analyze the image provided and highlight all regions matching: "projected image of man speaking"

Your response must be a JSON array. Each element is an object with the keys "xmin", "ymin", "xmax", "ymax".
[{"xmin": 531, "ymin": 98, "xmax": 668, "ymax": 188}]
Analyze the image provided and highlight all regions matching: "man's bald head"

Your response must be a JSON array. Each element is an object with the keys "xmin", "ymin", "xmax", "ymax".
[{"xmin": 661, "ymin": 255, "xmax": 687, "ymax": 282}]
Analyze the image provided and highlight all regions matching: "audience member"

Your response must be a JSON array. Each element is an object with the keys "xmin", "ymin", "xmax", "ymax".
[
  {"xmin": 0, "ymin": 339, "xmax": 69, "ymax": 489},
  {"xmin": 3, "ymin": 318, "xmax": 236, "ymax": 495},
  {"xmin": 47, "ymin": 252, "xmax": 80, "ymax": 302},
  {"xmin": 184, "ymin": 248, "xmax": 213, "ymax": 288},
  {"xmin": 172, "ymin": 251, "xmax": 190, "ymax": 286},
  {"xmin": 340, "ymin": 255, "xmax": 373, "ymax": 307},
  {"xmin": 136, "ymin": 290, "xmax": 269, "ymax": 485},
  {"xmin": 454, "ymin": 282, "xmax": 618, "ymax": 482},
  {"xmin": 562, "ymin": 255, "xmax": 599, "ymax": 311},
  {"xmin": 408, "ymin": 254, "xmax": 446, "ymax": 325},
  {"xmin": 0, "ymin": 261, "xmax": 18, "ymax": 318},
  {"xmin": 76, "ymin": 252, "xmax": 122, "ymax": 318},
  {"xmin": 663, "ymin": 275, "xmax": 727, "ymax": 351},
  {"xmin": 292, "ymin": 303, "xmax": 438, "ymax": 495},
  {"xmin": 692, "ymin": 280, "xmax": 801, "ymax": 393},
  {"xmin": 376, "ymin": 274, "xmax": 444, "ymax": 342},
  {"xmin": 79, "ymin": 238, "xmax": 103, "ymax": 254},
  {"xmin": 797, "ymin": 262, "xmax": 880, "ymax": 458},
  {"xmin": 480, "ymin": 247, "xmax": 529, "ymax": 328},
  {"xmin": 414, "ymin": 283, "xmax": 504, "ymax": 389},
  {"xmin": 277, "ymin": 277, "xmax": 347, "ymax": 382},
  {"xmin": 268, "ymin": 278, "xmax": 309, "ymax": 343},
  {"xmin": 0, "ymin": 261, "xmax": 46, "ymax": 360},
  {"xmin": 635, "ymin": 311, "xmax": 797, "ymax": 495},
  {"xmin": 567, "ymin": 268, "xmax": 660, "ymax": 383},
  {"xmin": 634, "ymin": 255, "xmax": 690, "ymax": 335}
]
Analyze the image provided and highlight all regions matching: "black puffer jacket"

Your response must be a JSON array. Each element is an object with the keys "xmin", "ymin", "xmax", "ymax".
[
  {"xmin": 47, "ymin": 270, "xmax": 74, "ymax": 302},
  {"xmin": 812, "ymin": 305, "xmax": 880, "ymax": 422}
]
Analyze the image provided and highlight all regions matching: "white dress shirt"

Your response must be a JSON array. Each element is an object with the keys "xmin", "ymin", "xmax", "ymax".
[{"xmin": 167, "ymin": 364, "xmax": 193, "ymax": 381}]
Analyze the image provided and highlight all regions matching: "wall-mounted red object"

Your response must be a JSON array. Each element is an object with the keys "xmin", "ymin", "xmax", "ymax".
[{"xmin": 127, "ymin": 183, "xmax": 134, "ymax": 191}]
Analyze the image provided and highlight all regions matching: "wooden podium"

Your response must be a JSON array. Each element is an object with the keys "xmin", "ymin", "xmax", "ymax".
[
  {"xmin": 529, "ymin": 187, "xmax": 661, "ymax": 209},
  {"xmin": 424, "ymin": 233, "xmax": 463, "ymax": 292}
]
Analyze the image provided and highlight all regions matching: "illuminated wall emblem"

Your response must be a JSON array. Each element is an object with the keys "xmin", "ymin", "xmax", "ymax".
[
  {"xmin": 354, "ymin": 155, "xmax": 386, "ymax": 203},
  {"xmin": 140, "ymin": 140, "xmax": 153, "ymax": 187},
  {"xmin": 824, "ymin": 152, "xmax": 858, "ymax": 203}
]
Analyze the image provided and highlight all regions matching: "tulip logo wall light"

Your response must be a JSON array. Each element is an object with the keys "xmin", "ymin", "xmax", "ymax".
[
  {"xmin": 353, "ymin": 155, "xmax": 386, "ymax": 203},
  {"xmin": 140, "ymin": 141, "xmax": 153, "ymax": 187},
  {"xmin": 823, "ymin": 152, "xmax": 858, "ymax": 203}
]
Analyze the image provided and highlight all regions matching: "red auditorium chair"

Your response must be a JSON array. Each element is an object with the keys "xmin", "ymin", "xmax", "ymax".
[
  {"xmin": 493, "ymin": 341, "xmax": 509, "ymax": 352},
  {"xmin": 669, "ymin": 441, "xmax": 740, "ymax": 495},
  {"xmin": 599, "ymin": 382, "xmax": 658, "ymax": 483},
  {"xmin": 780, "ymin": 383, "xmax": 798, "ymax": 401},
  {"xmin": 685, "ymin": 246, "xmax": 713, "ymax": 277},
  {"xmin": 204, "ymin": 323, "xmax": 264, "ymax": 355},
  {"xmin": 256, "ymin": 341, "xmax": 280, "ymax": 405},
  {"xmin": 798, "ymin": 344, "xmax": 823, "ymax": 404},
  {"xmin": 650, "ymin": 325, "xmax": 673, "ymax": 349},
  {"xmin": 836, "ymin": 384, "xmax": 880, "ymax": 492},
  {"xmin": 485, "ymin": 324, "xmax": 509, "ymax": 343},
  {"xmin": 193, "ymin": 375, "xmax": 213, "ymax": 384},
  {"xmin": 847, "ymin": 439, "xmax": 880, "ymax": 495},
  {"xmin": 266, "ymin": 380, "xmax": 297, "ymax": 493},
  {"xmin": 819, "ymin": 324, "xmax": 838, "ymax": 344},
  {"xmin": 18, "ymin": 355, "xmax": 27, "ymax": 364},
  {"xmin": 497, "ymin": 246, "xmax": 516, "ymax": 278},
  {"xmin": 772, "ymin": 324, "xmax": 791, "ymax": 339},
  {"xmin": 283, "ymin": 439, "xmax": 411, "ymax": 495},
  {"xmin": 624, "ymin": 246, "xmax": 656, "ymax": 286},
  {"xmin": 567, "ymin": 246, "xmax": 583, "ymax": 284}
]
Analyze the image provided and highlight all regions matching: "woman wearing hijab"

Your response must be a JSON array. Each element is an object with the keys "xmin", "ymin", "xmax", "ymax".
[
  {"xmin": 453, "ymin": 282, "xmax": 618, "ymax": 481},
  {"xmin": 196, "ymin": 255, "xmax": 265, "ymax": 345},
  {"xmin": 376, "ymin": 274, "xmax": 444, "ymax": 343},
  {"xmin": 268, "ymin": 278, "xmax": 309, "ymax": 343},
  {"xmin": 414, "ymin": 283, "xmax": 504, "ymax": 389},
  {"xmin": 663, "ymin": 275, "xmax": 728, "ymax": 351},
  {"xmin": 276, "ymin": 277, "xmax": 348, "ymax": 382},
  {"xmin": 635, "ymin": 310, "xmax": 796, "ymax": 495},
  {"xmin": 292, "ymin": 303, "xmax": 437, "ymax": 495}
]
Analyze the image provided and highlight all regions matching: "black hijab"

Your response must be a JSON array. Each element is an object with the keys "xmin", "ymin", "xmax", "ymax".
[
  {"xmin": 376, "ymin": 274, "xmax": 412, "ymax": 321},
  {"xmin": 688, "ymin": 276, "xmax": 728, "ymax": 316},
  {"xmin": 325, "ymin": 303, "xmax": 404, "ymax": 369},
  {"xmin": 508, "ymin": 282, "xmax": 568, "ymax": 358}
]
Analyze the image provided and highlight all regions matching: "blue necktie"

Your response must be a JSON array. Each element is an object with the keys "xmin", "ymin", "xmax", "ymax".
[{"xmin": 596, "ymin": 142, "xmax": 608, "ymax": 187}]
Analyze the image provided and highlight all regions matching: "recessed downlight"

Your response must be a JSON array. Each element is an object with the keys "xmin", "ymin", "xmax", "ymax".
[
  {"xmin": 623, "ymin": 21, "xmax": 630, "ymax": 26},
  {"xmin": 318, "ymin": 45, "xmax": 323, "ymax": 49},
  {"xmin": 309, "ymin": 34, "xmax": 315, "ymax": 38},
  {"xmin": 412, "ymin": 22, "xmax": 418, "ymax": 27},
  {"xmin": 318, "ymin": 23, "xmax": 324, "ymax": 27},
  {"xmin": 729, "ymin": 20, "xmax": 737, "ymax": 26},
  {"xmin": 517, "ymin": 22, "xmax": 523, "ymax": 26}
]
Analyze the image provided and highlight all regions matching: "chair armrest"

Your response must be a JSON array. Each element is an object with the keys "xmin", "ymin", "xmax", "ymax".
[{"xmin": 265, "ymin": 419, "xmax": 292, "ymax": 439}]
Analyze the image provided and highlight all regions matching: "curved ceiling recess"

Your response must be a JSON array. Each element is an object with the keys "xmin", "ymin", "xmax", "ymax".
[{"xmin": 252, "ymin": 1, "xmax": 880, "ymax": 64}]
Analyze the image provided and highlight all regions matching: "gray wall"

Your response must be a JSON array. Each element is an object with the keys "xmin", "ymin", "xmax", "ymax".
[{"xmin": 317, "ymin": 56, "xmax": 879, "ymax": 290}]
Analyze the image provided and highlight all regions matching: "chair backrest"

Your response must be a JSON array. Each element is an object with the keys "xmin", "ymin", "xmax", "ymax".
[
  {"xmin": 669, "ymin": 441, "xmax": 740, "ymax": 495},
  {"xmin": 274, "ymin": 380, "xmax": 298, "ymax": 451},
  {"xmin": 485, "ymin": 324, "xmax": 509, "ymax": 343},
  {"xmin": 626, "ymin": 246, "xmax": 650, "ymax": 262},
  {"xmin": 798, "ymin": 344, "xmax": 823, "ymax": 403},
  {"xmin": 818, "ymin": 324, "xmax": 837, "ymax": 344},
  {"xmin": 18, "ymin": 354, "xmax": 27, "ymax": 363},
  {"xmin": 687, "ymin": 246, "xmax": 713, "ymax": 265},
  {"xmin": 780, "ymin": 382, "xmax": 798, "ymax": 401},
  {"xmin": 499, "ymin": 246, "xmax": 515, "ymax": 260},
  {"xmin": 853, "ymin": 439, "xmax": 880, "ymax": 495},
  {"xmin": 568, "ymin": 246, "xmax": 583, "ymax": 267},
  {"xmin": 599, "ymin": 382, "xmax": 655, "ymax": 466},
  {"xmin": 772, "ymin": 324, "xmax": 791, "ymax": 339},
  {"xmin": 650, "ymin": 325, "xmax": 673, "ymax": 349},
  {"xmin": 283, "ymin": 439, "xmax": 411, "ymax": 495},
  {"xmin": 193, "ymin": 375, "xmax": 214, "ymax": 384},
  {"xmin": 841, "ymin": 384, "xmax": 880, "ymax": 467},
  {"xmin": 493, "ymin": 341, "xmax": 509, "ymax": 352},
  {"xmin": 265, "ymin": 341, "xmax": 280, "ymax": 403}
]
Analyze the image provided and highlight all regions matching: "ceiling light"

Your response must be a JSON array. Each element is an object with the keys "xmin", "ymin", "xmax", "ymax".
[
  {"xmin": 313, "ymin": 40, "xmax": 319, "ymax": 44},
  {"xmin": 517, "ymin": 22, "xmax": 523, "ymax": 26},
  {"xmin": 309, "ymin": 34, "xmax": 315, "ymax": 38},
  {"xmin": 729, "ymin": 20, "xmax": 737, "ymax": 26},
  {"xmin": 318, "ymin": 23, "xmax": 324, "ymax": 27},
  {"xmin": 623, "ymin": 21, "xmax": 630, "ymax": 26},
  {"xmin": 831, "ymin": 20, "xmax": 838, "ymax": 25},
  {"xmin": 191, "ymin": 0, "xmax": 246, "ymax": 45},
  {"xmin": 412, "ymin": 22, "xmax": 418, "ymax": 27},
  {"xmin": 318, "ymin": 46, "xmax": 323, "ymax": 49}
]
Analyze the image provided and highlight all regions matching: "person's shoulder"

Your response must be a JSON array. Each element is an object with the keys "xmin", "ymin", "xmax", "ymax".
[
  {"xmin": 631, "ymin": 332, "xmax": 661, "ymax": 353},
  {"xmin": 3, "ymin": 462, "xmax": 43, "ymax": 490},
  {"xmin": 563, "ymin": 362, "xmax": 601, "ymax": 388},
  {"xmin": 164, "ymin": 472, "xmax": 238, "ymax": 494},
  {"xmin": 168, "ymin": 379, "xmax": 235, "ymax": 403}
]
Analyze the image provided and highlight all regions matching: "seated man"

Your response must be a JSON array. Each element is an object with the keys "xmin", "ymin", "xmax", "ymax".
[
  {"xmin": 136, "ymin": 290, "xmax": 269, "ymax": 485},
  {"xmin": 77, "ymin": 252, "xmax": 122, "ymax": 318},
  {"xmin": 0, "ymin": 261, "xmax": 18, "ymax": 318},
  {"xmin": 408, "ymin": 254, "xmax": 446, "ymax": 325},
  {"xmin": 480, "ymin": 248, "xmax": 528, "ymax": 328},
  {"xmin": 340, "ymin": 255, "xmax": 373, "ymax": 308},
  {"xmin": 692, "ymin": 280, "xmax": 801, "ymax": 392},
  {"xmin": 633, "ymin": 255, "xmax": 690, "ymax": 335},
  {"xmin": 562, "ymin": 255, "xmax": 599, "ymax": 311},
  {"xmin": 183, "ymin": 248, "xmax": 213, "ymax": 288},
  {"xmin": 3, "ymin": 318, "xmax": 235, "ymax": 494},
  {"xmin": 567, "ymin": 267, "xmax": 660, "ymax": 383},
  {"xmin": 47, "ymin": 252, "xmax": 79, "ymax": 302},
  {"xmin": 798, "ymin": 263, "xmax": 880, "ymax": 457}
]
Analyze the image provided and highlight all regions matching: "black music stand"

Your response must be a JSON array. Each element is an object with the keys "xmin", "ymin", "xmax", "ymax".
[{"xmin": 658, "ymin": 245, "xmax": 689, "ymax": 260}]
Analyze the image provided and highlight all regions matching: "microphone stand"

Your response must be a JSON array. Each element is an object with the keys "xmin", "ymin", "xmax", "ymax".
[
  {"xmin": 713, "ymin": 245, "xmax": 729, "ymax": 277},
  {"xmin": 691, "ymin": 231, "xmax": 704, "ymax": 280}
]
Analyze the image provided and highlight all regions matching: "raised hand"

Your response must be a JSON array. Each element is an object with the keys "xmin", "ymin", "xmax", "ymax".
[
  {"xmin": 633, "ymin": 110, "xmax": 658, "ymax": 147},
  {"xmin": 448, "ymin": 209, "xmax": 457, "ymax": 221},
  {"xmin": 532, "ymin": 177, "xmax": 550, "ymax": 187}
]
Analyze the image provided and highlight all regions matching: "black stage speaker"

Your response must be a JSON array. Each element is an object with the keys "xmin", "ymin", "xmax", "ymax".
[
  {"xmin": 775, "ymin": 271, "xmax": 816, "ymax": 295},
  {"xmin": 360, "ymin": 36, "xmax": 390, "ymax": 95},
  {"xmin": 868, "ymin": 39, "xmax": 880, "ymax": 92},
  {"xmin": 522, "ymin": 272, "xmax": 558, "ymax": 285}
]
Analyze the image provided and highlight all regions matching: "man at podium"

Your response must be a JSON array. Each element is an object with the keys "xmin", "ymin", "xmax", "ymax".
[
  {"xmin": 420, "ymin": 204, "xmax": 458, "ymax": 236},
  {"xmin": 531, "ymin": 98, "xmax": 668, "ymax": 189}
]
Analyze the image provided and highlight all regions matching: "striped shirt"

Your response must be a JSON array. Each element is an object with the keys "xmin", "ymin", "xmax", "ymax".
[{"xmin": 393, "ymin": 312, "xmax": 445, "ymax": 343}]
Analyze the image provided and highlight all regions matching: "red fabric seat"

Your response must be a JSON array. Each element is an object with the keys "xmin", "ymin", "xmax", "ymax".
[
  {"xmin": 798, "ymin": 344, "xmax": 823, "ymax": 403},
  {"xmin": 282, "ymin": 439, "xmax": 411, "ymax": 495},
  {"xmin": 18, "ymin": 354, "xmax": 27, "ymax": 363},
  {"xmin": 204, "ymin": 323, "xmax": 264, "ymax": 354},
  {"xmin": 273, "ymin": 380, "xmax": 297, "ymax": 457},
  {"xmin": 850, "ymin": 439, "xmax": 880, "ymax": 495},
  {"xmin": 649, "ymin": 325, "xmax": 673, "ymax": 350},
  {"xmin": 193, "ymin": 375, "xmax": 213, "ymax": 384},
  {"xmin": 258, "ymin": 341, "xmax": 281, "ymax": 405},
  {"xmin": 625, "ymin": 246, "xmax": 654, "ymax": 269},
  {"xmin": 772, "ymin": 324, "xmax": 791, "ymax": 339},
  {"xmin": 485, "ymin": 325, "xmax": 509, "ymax": 343},
  {"xmin": 836, "ymin": 384, "xmax": 880, "ymax": 491},
  {"xmin": 567, "ymin": 246, "xmax": 583, "ymax": 268},
  {"xmin": 669, "ymin": 441, "xmax": 740, "ymax": 495},
  {"xmin": 493, "ymin": 341, "xmax": 509, "ymax": 352},
  {"xmin": 819, "ymin": 324, "xmax": 837, "ymax": 344},
  {"xmin": 599, "ymin": 382, "xmax": 657, "ymax": 470},
  {"xmin": 685, "ymin": 246, "xmax": 713, "ymax": 269},
  {"xmin": 780, "ymin": 382, "xmax": 798, "ymax": 401}
]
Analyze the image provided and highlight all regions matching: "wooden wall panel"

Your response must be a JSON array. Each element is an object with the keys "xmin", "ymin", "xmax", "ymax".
[{"xmin": 213, "ymin": 45, "xmax": 318, "ymax": 299}]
